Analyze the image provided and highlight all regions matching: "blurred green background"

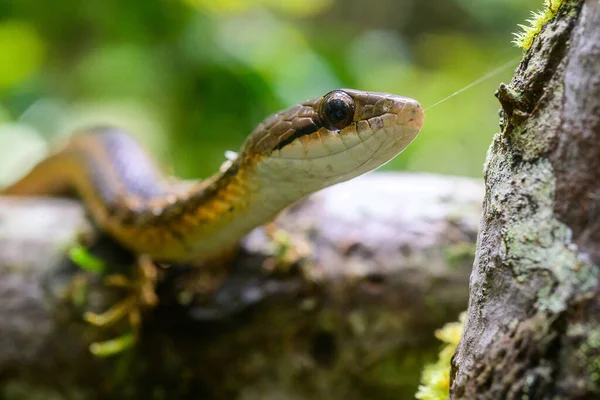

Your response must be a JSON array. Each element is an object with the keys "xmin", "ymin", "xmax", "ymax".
[{"xmin": 0, "ymin": 0, "xmax": 539, "ymax": 185}]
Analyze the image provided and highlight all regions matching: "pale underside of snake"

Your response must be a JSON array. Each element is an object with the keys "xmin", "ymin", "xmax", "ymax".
[{"xmin": 1, "ymin": 89, "xmax": 424, "ymax": 262}]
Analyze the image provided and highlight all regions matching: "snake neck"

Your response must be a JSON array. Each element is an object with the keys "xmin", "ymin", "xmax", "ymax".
[
  {"xmin": 111, "ymin": 159, "xmax": 297, "ymax": 261},
  {"xmin": 180, "ymin": 161, "xmax": 297, "ymax": 259}
]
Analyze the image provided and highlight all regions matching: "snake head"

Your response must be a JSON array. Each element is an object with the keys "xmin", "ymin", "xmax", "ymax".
[{"xmin": 240, "ymin": 89, "xmax": 424, "ymax": 198}]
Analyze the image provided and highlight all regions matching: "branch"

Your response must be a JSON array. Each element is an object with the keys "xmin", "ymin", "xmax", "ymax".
[{"xmin": 0, "ymin": 172, "xmax": 482, "ymax": 399}]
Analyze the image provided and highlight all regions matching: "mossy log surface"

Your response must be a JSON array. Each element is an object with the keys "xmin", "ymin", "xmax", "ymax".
[
  {"xmin": 0, "ymin": 172, "xmax": 481, "ymax": 400},
  {"xmin": 451, "ymin": 0, "xmax": 600, "ymax": 398}
]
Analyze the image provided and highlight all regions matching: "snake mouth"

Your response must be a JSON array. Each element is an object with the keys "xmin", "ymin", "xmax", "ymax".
[
  {"xmin": 268, "ymin": 120, "xmax": 411, "ymax": 161},
  {"xmin": 270, "ymin": 127, "xmax": 376, "ymax": 161}
]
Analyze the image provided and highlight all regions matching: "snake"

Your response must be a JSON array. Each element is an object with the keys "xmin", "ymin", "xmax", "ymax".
[{"xmin": 1, "ymin": 89, "xmax": 424, "ymax": 263}]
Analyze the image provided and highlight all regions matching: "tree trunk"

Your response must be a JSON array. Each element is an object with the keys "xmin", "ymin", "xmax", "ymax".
[
  {"xmin": 0, "ymin": 173, "xmax": 481, "ymax": 400},
  {"xmin": 451, "ymin": 0, "xmax": 600, "ymax": 398}
]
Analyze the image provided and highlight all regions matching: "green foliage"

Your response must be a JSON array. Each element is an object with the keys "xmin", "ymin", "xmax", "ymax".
[
  {"xmin": 185, "ymin": 0, "xmax": 332, "ymax": 16},
  {"xmin": 69, "ymin": 244, "xmax": 106, "ymax": 274},
  {"xmin": 415, "ymin": 313, "xmax": 466, "ymax": 400},
  {"xmin": 89, "ymin": 332, "xmax": 136, "ymax": 357},
  {"xmin": 0, "ymin": 20, "xmax": 45, "ymax": 90},
  {"xmin": 0, "ymin": 0, "xmax": 542, "ymax": 183},
  {"xmin": 513, "ymin": 0, "xmax": 565, "ymax": 50}
]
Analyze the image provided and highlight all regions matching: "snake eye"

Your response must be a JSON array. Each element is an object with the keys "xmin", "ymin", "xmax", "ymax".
[{"xmin": 319, "ymin": 90, "xmax": 355, "ymax": 131}]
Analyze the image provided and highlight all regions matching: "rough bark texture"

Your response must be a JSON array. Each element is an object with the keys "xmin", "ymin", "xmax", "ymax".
[
  {"xmin": 451, "ymin": 0, "xmax": 600, "ymax": 398},
  {"xmin": 0, "ymin": 173, "xmax": 481, "ymax": 400}
]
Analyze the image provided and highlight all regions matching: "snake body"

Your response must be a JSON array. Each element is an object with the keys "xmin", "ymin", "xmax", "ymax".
[{"xmin": 1, "ymin": 89, "xmax": 424, "ymax": 262}]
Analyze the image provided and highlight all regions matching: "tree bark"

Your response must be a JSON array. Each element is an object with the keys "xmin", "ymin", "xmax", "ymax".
[
  {"xmin": 451, "ymin": 0, "xmax": 600, "ymax": 398},
  {"xmin": 0, "ymin": 173, "xmax": 481, "ymax": 400}
]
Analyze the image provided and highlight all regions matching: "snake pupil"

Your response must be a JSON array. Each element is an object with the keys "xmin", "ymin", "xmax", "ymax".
[
  {"xmin": 320, "ymin": 90, "xmax": 355, "ymax": 131},
  {"xmin": 328, "ymin": 99, "xmax": 347, "ymax": 122}
]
